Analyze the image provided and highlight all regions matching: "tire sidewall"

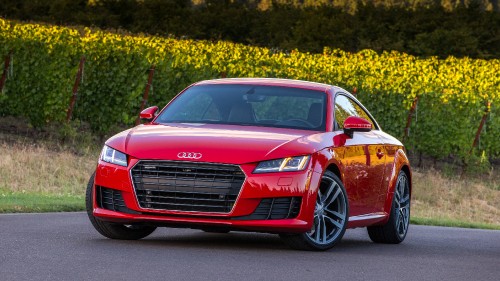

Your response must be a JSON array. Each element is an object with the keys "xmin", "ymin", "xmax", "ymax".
[
  {"xmin": 391, "ymin": 171, "xmax": 410, "ymax": 242},
  {"xmin": 85, "ymin": 173, "xmax": 95, "ymax": 217}
]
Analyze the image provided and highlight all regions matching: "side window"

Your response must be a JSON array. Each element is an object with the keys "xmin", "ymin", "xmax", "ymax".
[
  {"xmin": 334, "ymin": 95, "xmax": 375, "ymax": 130},
  {"xmin": 353, "ymin": 102, "xmax": 375, "ymax": 128}
]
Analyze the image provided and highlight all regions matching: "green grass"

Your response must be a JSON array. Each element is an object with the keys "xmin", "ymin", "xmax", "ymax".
[
  {"xmin": 0, "ymin": 132, "xmax": 499, "ymax": 231},
  {"xmin": 0, "ymin": 191, "xmax": 84, "ymax": 213},
  {"xmin": 1, "ymin": 192, "xmax": 500, "ymax": 231},
  {"xmin": 411, "ymin": 217, "xmax": 500, "ymax": 231}
]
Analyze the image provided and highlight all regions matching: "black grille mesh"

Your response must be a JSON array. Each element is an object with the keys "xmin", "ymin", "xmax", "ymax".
[
  {"xmin": 131, "ymin": 161, "xmax": 245, "ymax": 213},
  {"xmin": 96, "ymin": 186, "xmax": 136, "ymax": 213},
  {"xmin": 236, "ymin": 197, "xmax": 301, "ymax": 220}
]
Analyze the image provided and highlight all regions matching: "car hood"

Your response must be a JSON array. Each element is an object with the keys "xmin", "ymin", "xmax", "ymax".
[{"xmin": 106, "ymin": 123, "xmax": 327, "ymax": 164}]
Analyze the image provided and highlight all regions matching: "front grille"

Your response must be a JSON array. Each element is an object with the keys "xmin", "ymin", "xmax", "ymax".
[
  {"xmin": 96, "ymin": 186, "xmax": 137, "ymax": 213},
  {"xmin": 131, "ymin": 161, "xmax": 246, "ymax": 213},
  {"xmin": 236, "ymin": 197, "xmax": 302, "ymax": 220}
]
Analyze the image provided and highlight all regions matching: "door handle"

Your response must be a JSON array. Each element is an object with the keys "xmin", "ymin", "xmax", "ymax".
[{"xmin": 376, "ymin": 150, "xmax": 384, "ymax": 159}]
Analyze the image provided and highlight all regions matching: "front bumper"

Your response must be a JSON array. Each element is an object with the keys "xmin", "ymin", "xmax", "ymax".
[{"xmin": 92, "ymin": 158, "xmax": 321, "ymax": 233}]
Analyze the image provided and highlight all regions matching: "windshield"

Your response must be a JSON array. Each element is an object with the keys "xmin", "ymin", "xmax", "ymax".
[{"xmin": 156, "ymin": 84, "xmax": 327, "ymax": 131}]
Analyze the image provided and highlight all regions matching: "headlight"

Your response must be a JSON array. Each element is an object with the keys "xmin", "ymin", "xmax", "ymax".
[
  {"xmin": 100, "ymin": 145, "xmax": 128, "ymax": 167},
  {"xmin": 253, "ymin": 156, "xmax": 310, "ymax": 173}
]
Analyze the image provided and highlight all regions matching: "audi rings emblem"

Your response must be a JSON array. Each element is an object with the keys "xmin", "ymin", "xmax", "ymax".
[{"xmin": 177, "ymin": 152, "xmax": 202, "ymax": 159}]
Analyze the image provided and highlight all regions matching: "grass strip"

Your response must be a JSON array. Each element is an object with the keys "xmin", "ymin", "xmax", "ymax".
[
  {"xmin": 0, "ymin": 192, "xmax": 84, "ymax": 213},
  {"xmin": 411, "ymin": 216, "xmax": 500, "ymax": 231},
  {"xmin": 2, "ymin": 192, "xmax": 499, "ymax": 231}
]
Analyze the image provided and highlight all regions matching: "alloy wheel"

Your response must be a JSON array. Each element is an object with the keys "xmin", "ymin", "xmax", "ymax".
[
  {"xmin": 394, "ymin": 173, "xmax": 410, "ymax": 238},
  {"xmin": 306, "ymin": 175, "xmax": 347, "ymax": 245}
]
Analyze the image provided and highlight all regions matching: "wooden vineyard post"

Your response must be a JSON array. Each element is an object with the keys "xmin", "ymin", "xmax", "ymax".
[
  {"xmin": 460, "ymin": 100, "xmax": 492, "ymax": 178},
  {"xmin": 0, "ymin": 51, "xmax": 13, "ymax": 93},
  {"xmin": 66, "ymin": 56, "xmax": 85, "ymax": 122},
  {"xmin": 469, "ymin": 100, "xmax": 491, "ymax": 154},
  {"xmin": 135, "ymin": 65, "xmax": 156, "ymax": 125},
  {"xmin": 402, "ymin": 96, "xmax": 419, "ymax": 142}
]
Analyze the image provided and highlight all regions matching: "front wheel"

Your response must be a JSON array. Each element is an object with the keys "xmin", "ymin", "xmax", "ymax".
[
  {"xmin": 85, "ymin": 173, "xmax": 156, "ymax": 240},
  {"xmin": 367, "ymin": 170, "xmax": 410, "ymax": 244},
  {"xmin": 280, "ymin": 171, "xmax": 349, "ymax": 251}
]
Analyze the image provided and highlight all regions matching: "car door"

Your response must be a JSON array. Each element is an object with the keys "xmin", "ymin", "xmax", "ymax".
[{"xmin": 333, "ymin": 94, "xmax": 387, "ymax": 216}]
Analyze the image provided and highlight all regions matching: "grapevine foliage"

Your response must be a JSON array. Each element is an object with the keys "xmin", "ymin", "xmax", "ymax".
[{"xmin": 0, "ymin": 19, "xmax": 498, "ymax": 159}]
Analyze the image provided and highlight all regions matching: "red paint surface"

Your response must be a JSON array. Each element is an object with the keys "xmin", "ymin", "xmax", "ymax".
[
  {"xmin": 138, "ymin": 106, "xmax": 158, "ymax": 121},
  {"xmin": 344, "ymin": 116, "xmax": 373, "ymax": 130}
]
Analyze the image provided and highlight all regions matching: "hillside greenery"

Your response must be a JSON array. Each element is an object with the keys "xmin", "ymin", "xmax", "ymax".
[
  {"xmin": 0, "ymin": 18, "xmax": 499, "ymax": 165},
  {"xmin": 0, "ymin": 0, "xmax": 499, "ymax": 58}
]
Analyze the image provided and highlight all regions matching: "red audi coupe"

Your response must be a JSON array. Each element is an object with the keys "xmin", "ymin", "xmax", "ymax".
[{"xmin": 86, "ymin": 78, "xmax": 411, "ymax": 250}]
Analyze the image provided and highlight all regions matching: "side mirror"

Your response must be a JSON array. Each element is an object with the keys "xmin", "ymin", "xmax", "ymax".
[
  {"xmin": 139, "ymin": 106, "xmax": 159, "ymax": 122},
  {"xmin": 343, "ymin": 116, "xmax": 372, "ymax": 138}
]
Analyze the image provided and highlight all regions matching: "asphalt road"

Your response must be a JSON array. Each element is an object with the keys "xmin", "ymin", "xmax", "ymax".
[{"xmin": 1, "ymin": 212, "xmax": 499, "ymax": 281}]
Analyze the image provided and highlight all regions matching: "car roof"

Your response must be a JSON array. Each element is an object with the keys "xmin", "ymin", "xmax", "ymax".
[{"xmin": 195, "ymin": 78, "xmax": 333, "ymax": 92}]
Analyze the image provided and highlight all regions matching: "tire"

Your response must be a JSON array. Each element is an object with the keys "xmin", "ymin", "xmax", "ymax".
[
  {"xmin": 280, "ymin": 171, "xmax": 349, "ymax": 251},
  {"xmin": 85, "ymin": 173, "xmax": 156, "ymax": 240},
  {"xmin": 367, "ymin": 170, "xmax": 410, "ymax": 244}
]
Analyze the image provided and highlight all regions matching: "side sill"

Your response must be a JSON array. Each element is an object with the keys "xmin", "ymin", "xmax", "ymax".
[
  {"xmin": 347, "ymin": 212, "xmax": 388, "ymax": 228},
  {"xmin": 349, "ymin": 212, "xmax": 386, "ymax": 222}
]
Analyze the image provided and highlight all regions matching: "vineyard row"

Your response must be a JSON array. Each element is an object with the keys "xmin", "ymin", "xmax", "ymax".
[{"xmin": 0, "ymin": 18, "xmax": 499, "ymax": 160}]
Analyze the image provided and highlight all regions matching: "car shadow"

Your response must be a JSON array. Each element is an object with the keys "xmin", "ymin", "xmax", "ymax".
[
  {"xmin": 90, "ymin": 230, "xmax": 378, "ymax": 252},
  {"xmin": 143, "ymin": 231, "xmax": 290, "ymax": 251}
]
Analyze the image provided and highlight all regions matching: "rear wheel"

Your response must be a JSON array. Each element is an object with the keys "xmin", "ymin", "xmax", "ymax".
[
  {"xmin": 280, "ymin": 171, "xmax": 348, "ymax": 251},
  {"xmin": 85, "ymin": 174, "xmax": 156, "ymax": 240},
  {"xmin": 367, "ymin": 170, "xmax": 410, "ymax": 244}
]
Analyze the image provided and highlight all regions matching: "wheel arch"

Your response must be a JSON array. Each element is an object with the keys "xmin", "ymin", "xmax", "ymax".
[
  {"xmin": 381, "ymin": 148, "xmax": 412, "ymax": 216},
  {"xmin": 400, "ymin": 164, "xmax": 412, "ymax": 197},
  {"xmin": 326, "ymin": 163, "xmax": 342, "ymax": 183}
]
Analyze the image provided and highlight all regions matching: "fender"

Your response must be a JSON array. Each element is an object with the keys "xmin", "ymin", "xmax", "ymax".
[{"xmin": 381, "ymin": 148, "xmax": 412, "ymax": 222}]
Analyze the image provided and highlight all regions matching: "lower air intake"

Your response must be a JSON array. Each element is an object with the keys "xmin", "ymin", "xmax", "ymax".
[
  {"xmin": 96, "ymin": 186, "xmax": 134, "ymax": 213},
  {"xmin": 237, "ymin": 197, "xmax": 302, "ymax": 220}
]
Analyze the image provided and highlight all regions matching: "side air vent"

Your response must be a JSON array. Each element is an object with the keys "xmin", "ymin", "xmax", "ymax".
[
  {"xmin": 236, "ymin": 197, "xmax": 301, "ymax": 220},
  {"xmin": 96, "ymin": 186, "xmax": 137, "ymax": 214}
]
